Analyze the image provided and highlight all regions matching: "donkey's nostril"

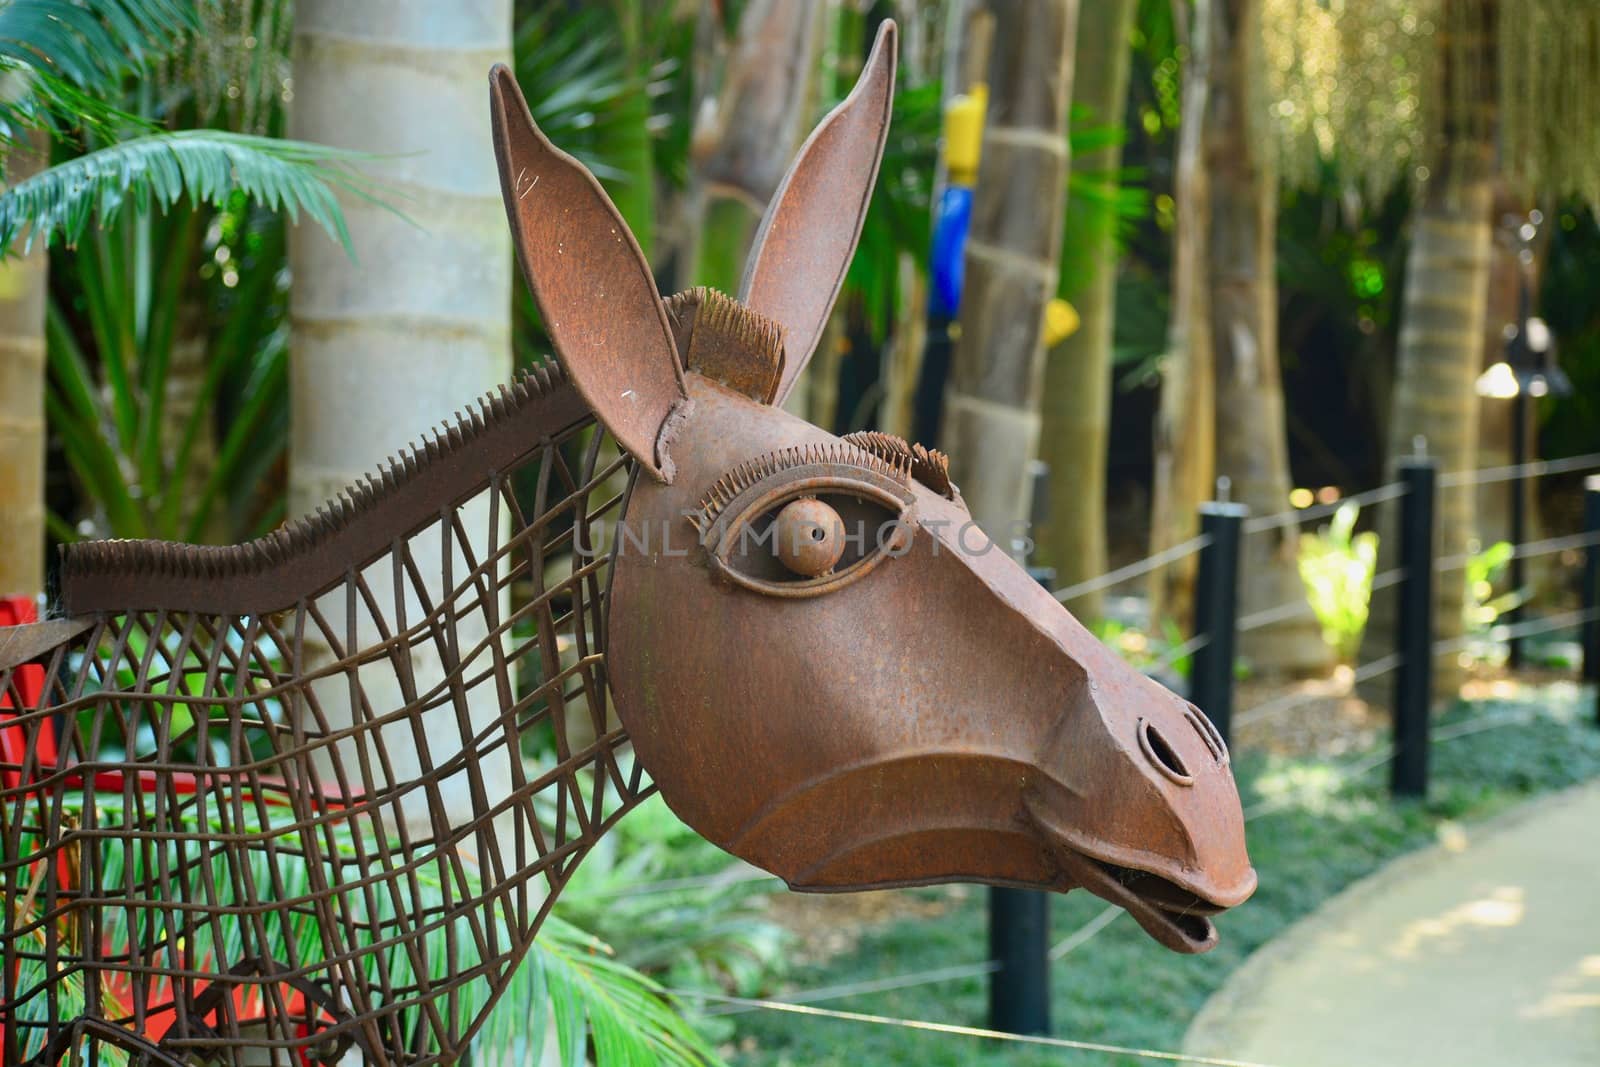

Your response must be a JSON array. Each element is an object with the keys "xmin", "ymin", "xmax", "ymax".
[{"xmin": 1139, "ymin": 719, "xmax": 1192, "ymax": 784}]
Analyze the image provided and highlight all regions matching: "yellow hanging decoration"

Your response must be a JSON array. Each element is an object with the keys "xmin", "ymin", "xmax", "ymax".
[{"xmin": 1044, "ymin": 299, "xmax": 1080, "ymax": 346}]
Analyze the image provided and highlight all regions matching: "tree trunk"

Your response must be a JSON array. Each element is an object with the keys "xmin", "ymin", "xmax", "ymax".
[
  {"xmin": 1364, "ymin": 0, "xmax": 1497, "ymax": 704},
  {"xmin": 1206, "ymin": 0, "xmax": 1330, "ymax": 673},
  {"xmin": 1474, "ymin": 184, "xmax": 1546, "ymax": 556},
  {"xmin": 1148, "ymin": 0, "xmax": 1213, "ymax": 627},
  {"xmin": 0, "ymin": 131, "xmax": 51, "ymax": 599},
  {"xmin": 289, "ymin": 1, "xmax": 514, "ymax": 842},
  {"xmin": 1036, "ymin": 0, "xmax": 1137, "ymax": 620},
  {"xmin": 945, "ymin": 0, "xmax": 1077, "ymax": 547},
  {"xmin": 879, "ymin": 250, "xmax": 925, "ymax": 439}
]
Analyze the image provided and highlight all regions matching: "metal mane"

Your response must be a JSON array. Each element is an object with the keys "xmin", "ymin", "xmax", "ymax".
[{"xmin": 58, "ymin": 363, "xmax": 580, "ymax": 617}]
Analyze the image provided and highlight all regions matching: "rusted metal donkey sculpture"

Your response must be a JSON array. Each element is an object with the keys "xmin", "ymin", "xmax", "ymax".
[{"xmin": 0, "ymin": 23, "xmax": 1253, "ymax": 1067}]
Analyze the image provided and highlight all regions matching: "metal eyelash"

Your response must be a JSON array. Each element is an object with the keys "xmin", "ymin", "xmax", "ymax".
[
  {"xmin": 840, "ymin": 431, "xmax": 954, "ymax": 499},
  {"xmin": 687, "ymin": 441, "xmax": 912, "ymax": 536}
]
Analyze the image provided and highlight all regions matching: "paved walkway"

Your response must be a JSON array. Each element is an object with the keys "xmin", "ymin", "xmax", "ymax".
[{"xmin": 1185, "ymin": 783, "xmax": 1600, "ymax": 1067}]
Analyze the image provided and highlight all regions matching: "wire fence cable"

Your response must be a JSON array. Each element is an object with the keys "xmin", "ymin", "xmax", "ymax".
[
  {"xmin": 1241, "ymin": 480, "xmax": 1409, "ymax": 536},
  {"xmin": 1437, "ymin": 528, "xmax": 1600, "ymax": 572},
  {"xmin": 1438, "ymin": 450, "xmax": 1600, "ymax": 489},
  {"xmin": 1054, "ymin": 533, "xmax": 1212, "ymax": 603},
  {"xmin": 671, "ymin": 990, "xmax": 1293, "ymax": 1067}
]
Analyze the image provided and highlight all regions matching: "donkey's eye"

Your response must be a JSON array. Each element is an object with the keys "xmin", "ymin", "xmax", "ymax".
[
  {"xmin": 772, "ymin": 498, "xmax": 847, "ymax": 577},
  {"xmin": 688, "ymin": 442, "xmax": 917, "ymax": 598}
]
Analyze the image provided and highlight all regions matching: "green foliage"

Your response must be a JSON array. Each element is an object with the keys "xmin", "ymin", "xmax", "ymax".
[
  {"xmin": 1463, "ymin": 539, "xmax": 1517, "ymax": 633},
  {"xmin": 514, "ymin": 4, "xmax": 659, "ymax": 192},
  {"xmin": 1131, "ymin": 0, "xmax": 1180, "ymax": 136},
  {"xmin": 519, "ymin": 746, "xmax": 790, "ymax": 1035},
  {"xmin": 558, "ymin": 794, "xmax": 789, "ymax": 1000},
  {"xmin": 1293, "ymin": 511, "xmax": 1532, "ymax": 664},
  {"xmin": 55, "ymin": 620, "xmax": 288, "ymax": 766},
  {"xmin": 1092, "ymin": 616, "xmax": 1193, "ymax": 678},
  {"xmin": 1275, "ymin": 173, "xmax": 1413, "ymax": 488},
  {"xmin": 845, "ymin": 81, "xmax": 941, "ymax": 343},
  {"xmin": 0, "ymin": 130, "xmax": 375, "ymax": 254},
  {"xmin": 511, "ymin": 0, "xmax": 681, "ymax": 360},
  {"xmin": 0, "ymin": 0, "xmax": 193, "ymax": 90},
  {"xmin": 1106, "ymin": 266, "xmax": 1171, "ymax": 388},
  {"xmin": 1058, "ymin": 106, "xmax": 1149, "ymax": 301},
  {"xmin": 487, "ymin": 915, "xmax": 723, "ymax": 1067},
  {"xmin": 1297, "ymin": 501, "xmax": 1378, "ymax": 660},
  {"xmin": 46, "ymin": 197, "xmax": 291, "ymax": 542},
  {"xmin": 0, "ymin": 0, "xmax": 199, "ymax": 144}
]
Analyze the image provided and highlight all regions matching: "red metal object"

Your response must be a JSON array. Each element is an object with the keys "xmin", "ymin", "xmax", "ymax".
[
  {"xmin": 0, "ymin": 597, "xmax": 50, "ymax": 789},
  {"xmin": 0, "ymin": 21, "xmax": 1253, "ymax": 1065}
]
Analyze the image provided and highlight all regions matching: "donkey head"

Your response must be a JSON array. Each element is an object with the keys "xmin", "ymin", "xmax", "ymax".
[{"xmin": 489, "ymin": 22, "xmax": 1254, "ymax": 953}]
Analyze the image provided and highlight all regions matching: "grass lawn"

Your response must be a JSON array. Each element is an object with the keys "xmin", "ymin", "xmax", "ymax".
[{"xmin": 723, "ymin": 685, "xmax": 1600, "ymax": 1066}]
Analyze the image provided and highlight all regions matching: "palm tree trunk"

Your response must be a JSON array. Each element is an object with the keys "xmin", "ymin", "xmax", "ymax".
[
  {"xmin": 0, "ymin": 131, "xmax": 51, "ymax": 598},
  {"xmin": 1206, "ymin": 0, "xmax": 1330, "ymax": 673},
  {"xmin": 289, "ymin": 1, "xmax": 514, "ymax": 841},
  {"xmin": 945, "ymin": 0, "xmax": 1078, "ymax": 545},
  {"xmin": 1036, "ymin": 0, "xmax": 1137, "ymax": 620},
  {"xmin": 1365, "ymin": 0, "xmax": 1497, "ymax": 703},
  {"xmin": 1149, "ymin": 0, "xmax": 1213, "ymax": 627}
]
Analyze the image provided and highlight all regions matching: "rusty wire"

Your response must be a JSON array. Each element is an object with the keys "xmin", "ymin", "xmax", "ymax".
[{"xmin": 0, "ymin": 377, "xmax": 649, "ymax": 1066}]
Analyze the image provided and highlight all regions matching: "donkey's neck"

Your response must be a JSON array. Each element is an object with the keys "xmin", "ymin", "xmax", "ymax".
[
  {"xmin": 49, "ymin": 358, "xmax": 655, "ymax": 897},
  {"xmin": 2, "ymin": 364, "xmax": 662, "ymax": 1062}
]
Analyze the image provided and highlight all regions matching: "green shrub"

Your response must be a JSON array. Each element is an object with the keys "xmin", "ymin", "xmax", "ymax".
[
  {"xmin": 1464, "ymin": 539, "xmax": 1518, "ymax": 633},
  {"xmin": 1297, "ymin": 501, "xmax": 1377, "ymax": 660}
]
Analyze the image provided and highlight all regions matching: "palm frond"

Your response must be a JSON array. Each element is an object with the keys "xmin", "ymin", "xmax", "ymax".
[
  {"xmin": 1059, "ymin": 103, "xmax": 1149, "ymax": 300},
  {"xmin": 482, "ymin": 916, "xmax": 722, "ymax": 1067},
  {"xmin": 0, "ymin": 0, "xmax": 196, "ymax": 87},
  {"xmin": 514, "ymin": 4, "xmax": 656, "ymax": 187},
  {"xmin": 0, "ymin": 0, "xmax": 200, "ymax": 143},
  {"xmin": 0, "ymin": 129, "xmax": 383, "ymax": 254},
  {"xmin": 555, "ymin": 794, "xmax": 788, "ymax": 999}
]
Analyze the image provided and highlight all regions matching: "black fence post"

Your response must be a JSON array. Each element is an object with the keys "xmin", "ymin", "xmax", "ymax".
[
  {"xmin": 986, "ymin": 468, "xmax": 1053, "ymax": 1037},
  {"xmin": 985, "ymin": 563, "xmax": 1054, "ymax": 1037},
  {"xmin": 1583, "ymin": 475, "xmax": 1600, "ymax": 725},
  {"xmin": 1392, "ymin": 457, "xmax": 1437, "ymax": 798},
  {"xmin": 988, "ymin": 884, "xmax": 1051, "ymax": 1035},
  {"xmin": 1191, "ymin": 496, "xmax": 1247, "ymax": 747},
  {"xmin": 1506, "ymin": 395, "xmax": 1529, "ymax": 669}
]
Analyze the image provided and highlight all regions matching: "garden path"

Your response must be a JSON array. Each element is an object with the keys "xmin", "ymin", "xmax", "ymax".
[{"xmin": 1185, "ymin": 780, "xmax": 1600, "ymax": 1067}]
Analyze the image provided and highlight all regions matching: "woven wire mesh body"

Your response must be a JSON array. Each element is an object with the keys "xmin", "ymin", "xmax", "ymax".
[{"xmin": 0, "ymin": 369, "xmax": 653, "ymax": 1066}]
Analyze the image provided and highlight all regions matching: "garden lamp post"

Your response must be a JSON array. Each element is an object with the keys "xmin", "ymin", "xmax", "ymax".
[{"xmin": 1475, "ymin": 211, "xmax": 1572, "ymax": 669}]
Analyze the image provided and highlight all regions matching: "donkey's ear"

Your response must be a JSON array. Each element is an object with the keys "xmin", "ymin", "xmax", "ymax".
[
  {"xmin": 738, "ymin": 21, "xmax": 896, "ymax": 405},
  {"xmin": 490, "ymin": 65, "xmax": 687, "ymax": 482}
]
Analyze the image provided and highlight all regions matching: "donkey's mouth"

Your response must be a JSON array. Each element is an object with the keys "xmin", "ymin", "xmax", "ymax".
[
  {"xmin": 1024, "ymin": 793, "xmax": 1253, "ymax": 954},
  {"xmin": 1050, "ymin": 847, "xmax": 1224, "ymax": 954}
]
